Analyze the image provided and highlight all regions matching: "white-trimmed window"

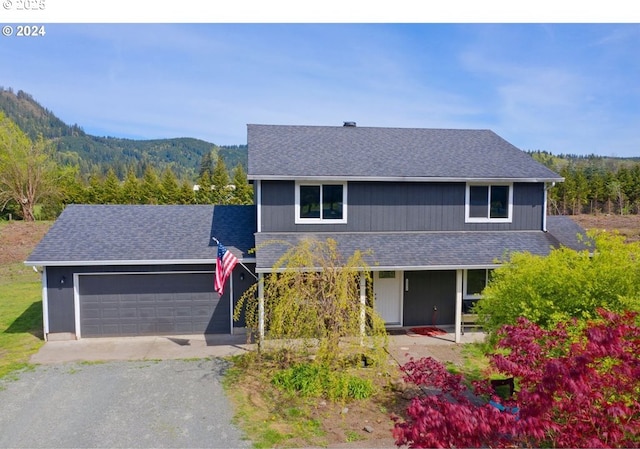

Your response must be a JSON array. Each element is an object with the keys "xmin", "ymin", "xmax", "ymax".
[
  {"xmin": 464, "ymin": 269, "xmax": 492, "ymax": 299},
  {"xmin": 463, "ymin": 269, "xmax": 493, "ymax": 313},
  {"xmin": 295, "ymin": 182, "xmax": 347, "ymax": 224},
  {"xmin": 465, "ymin": 183, "xmax": 513, "ymax": 223}
]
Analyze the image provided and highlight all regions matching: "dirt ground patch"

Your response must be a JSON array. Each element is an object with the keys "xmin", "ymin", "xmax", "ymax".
[
  {"xmin": 569, "ymin": 213, "xmax": 640, "ymax": 242},
  {"xmin": 0, "ymin": 220, "xmax": 51, "ymax": 264}
]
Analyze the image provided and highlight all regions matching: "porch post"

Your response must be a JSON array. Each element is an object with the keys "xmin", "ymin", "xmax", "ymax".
[
  {"xmin": 41, "ymin": 267, "xmax": 49, "ymax": 341},
  {"xmin": 359, "ymin": 273, "xmax": 366, "ymax": 342},
  {"xmin": 258, "ymin": 273, "xmax": 265, "ymax": 342},
  {"xmin": 455, "ymin": 269, "xmax": 463, "ymax": 343}
]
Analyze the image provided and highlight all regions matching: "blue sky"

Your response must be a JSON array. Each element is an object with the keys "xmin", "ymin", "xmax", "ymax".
[{"xmin": 2, "ymin": 22, "xmax": 639, "ymax": 157}]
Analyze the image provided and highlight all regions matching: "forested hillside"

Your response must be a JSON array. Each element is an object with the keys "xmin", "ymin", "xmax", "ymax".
[
  {"xmin": 0, "ymin": 87, "xmax": 247, "ymax": 180},
  {"xmin": 530, "ymin": 151, "xmax": 640, "ymax": 215}
]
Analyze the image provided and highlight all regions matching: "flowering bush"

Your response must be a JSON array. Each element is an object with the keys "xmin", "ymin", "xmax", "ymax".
[{"xmin": 393, "ymin": 309, "xmax": 640, "ymax": 448}]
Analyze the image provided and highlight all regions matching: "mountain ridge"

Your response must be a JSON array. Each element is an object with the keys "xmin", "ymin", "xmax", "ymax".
[{"xmin": 0, "ymin": 87, "xmax": 247, "ymax": 180}]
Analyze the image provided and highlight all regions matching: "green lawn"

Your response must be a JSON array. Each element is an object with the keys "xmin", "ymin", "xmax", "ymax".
[{"xmin": 0, "ymin": 262, "xmax": 44, "ymax": 379}]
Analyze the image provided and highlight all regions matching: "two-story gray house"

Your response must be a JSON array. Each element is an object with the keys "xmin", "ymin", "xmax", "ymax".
[
  {"xmin": 247, "ymin": 123, "xmax": 585, "ymax": 342},
  {"xmin": 26, "ymin": 122, "xmax": 584, "ymax": 342}
]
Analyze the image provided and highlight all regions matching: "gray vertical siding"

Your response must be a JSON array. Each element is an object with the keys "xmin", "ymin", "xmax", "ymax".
[
  {"xmin": 260, "ymin": 181, "xmax": 295, "ymax": 231},
  {"xmin": 46, "ymin": 267, "xmax": 77, "ymax": 333},
  {"xmin": 260, "ymin": 181, "xmax": 545, "ymax": 232}
]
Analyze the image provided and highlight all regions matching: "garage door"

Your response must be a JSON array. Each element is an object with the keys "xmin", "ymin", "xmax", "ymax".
[{"xmin": 78, "ymin": 273, "xmax": 229, "ymax": 337}]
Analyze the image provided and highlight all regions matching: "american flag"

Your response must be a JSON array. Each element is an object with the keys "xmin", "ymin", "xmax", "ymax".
[{"xmin": 214, "ymin": 241, "xmax": 238, "ymax": 296}]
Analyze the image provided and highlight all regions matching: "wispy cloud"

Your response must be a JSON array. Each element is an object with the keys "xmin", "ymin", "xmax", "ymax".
[{"xmin": 2, "ymin": 23, "xmax": 638, "ymax": 156}]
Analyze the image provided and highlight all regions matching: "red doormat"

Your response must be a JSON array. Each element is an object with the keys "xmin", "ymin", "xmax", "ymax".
[{"xmin": 408, "ymin": 326, "xmax": 447, "ymax": 336}]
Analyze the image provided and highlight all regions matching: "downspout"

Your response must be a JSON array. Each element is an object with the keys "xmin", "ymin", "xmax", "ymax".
[
  {"xmin": 258, "ymin": 273, "xmax": 264, "ymax": 352},
  {"xmin": 256, "ymin": 180, "xmax": 262, "ymax": 233},
  {"xmin": 543, "ymin": 182, "xmax": 556, "ymax": 232}
]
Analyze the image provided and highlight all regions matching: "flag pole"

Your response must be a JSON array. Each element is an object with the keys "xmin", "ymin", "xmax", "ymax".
[{"xmin": 212, "ymin": 237, "xmax": 258, "ymax": 281}]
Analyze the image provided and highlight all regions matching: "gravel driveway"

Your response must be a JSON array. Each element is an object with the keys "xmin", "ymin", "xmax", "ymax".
[{"xmin": 0, "ymin": 359, "xmax": 250, "ymax": 448}]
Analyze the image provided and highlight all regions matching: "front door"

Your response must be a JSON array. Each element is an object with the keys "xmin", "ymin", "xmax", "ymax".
[
  {"xmin": 373, "ymin": 271, "xmax": 402, "ymax": 325},
  {"xmin": 403, "ymin": 270, "xmax": 456, "ymax": 327}
]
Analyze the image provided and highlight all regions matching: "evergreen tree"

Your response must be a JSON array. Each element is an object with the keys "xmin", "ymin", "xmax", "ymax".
[
  {"xmin": 140, "ymin": 166, "xmax": 161, "ymax": 204},
  {"xmin": 573, "ymin": 169, "xmax": 589, "ymax": 214},
  {"xmin": 102, "ymin": 168, "xmax": 121, "ymax": 204},
  {"xmin": 121, "ymin": 168, "xmax": 140, "ymax": 204},
  {"xmin": 630, "ymin": 164, "xmax": 640, "ymax": 213},
  {"xmin": 198, "ymin": 149, "xmax": 215, "ymax": 179},
  {"xmin": 557, "ymin": 166, "xmax": 574, "ymax": 215},
  {"xmin": 603, "ymin": 171, "xmax": 617, "ymax": 214},
  {"xmin": 179, "ymin": 180, "xmax": 196, "ymax": 205},
  {"xmin": 195, "ymin": 171, "xmax": 213, "ymax": 204},
  {"xmin": 86, "ymin": 172, "xmax": 104, "ymax": 204},
  {"xmin": 159, "ymin": 167, "xmax": 180, "ymax": 204},
  {"xmin": 211, "ymin": 155, "xmax": 231, "ymax": 204},
  {"xmin": 230, "ymin": 163, "xmax": 253, "ymax": 205},
  {"xmin": 585, "ymin": 166, "xmax": 607, "ymax": 214}
]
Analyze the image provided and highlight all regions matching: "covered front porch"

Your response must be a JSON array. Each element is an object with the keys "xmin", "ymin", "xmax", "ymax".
[
  {"xmin": 372, "ymin": 268, "xmax": 490, "ymax": 343},
  {"xmin": 252, "ymin": 221, "xmax": 587, "ymax": 344}
]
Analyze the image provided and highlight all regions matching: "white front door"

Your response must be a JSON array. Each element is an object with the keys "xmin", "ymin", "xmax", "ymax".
[{"xmin": 373, "ymin": 271, "xmax": 402, "ymax": 326}]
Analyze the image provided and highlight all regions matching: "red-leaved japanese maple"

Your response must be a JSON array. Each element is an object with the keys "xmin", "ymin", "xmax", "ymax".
[{"xmin": 392, "ymin": 309, "xmax": 640, "ymax": 448}]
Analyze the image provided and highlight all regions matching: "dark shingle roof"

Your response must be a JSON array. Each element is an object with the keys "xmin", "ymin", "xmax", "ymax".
[
  {"xmin": 25, "ymin": 205, "xmax": 256, "ymax": 265},
  {"xmin": 247, "ymin": 124, "xmax": 562, "ymax": 181},
  {"xmin": 545, "ymin": 215, "xmax": 590, "ymax": 251},
  {"xmin": 254, "ymin": 221, "xmax": 587, "ymax": 271}
]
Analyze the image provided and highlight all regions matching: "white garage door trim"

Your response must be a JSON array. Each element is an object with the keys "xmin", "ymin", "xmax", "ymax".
[{"xmin": 73, "ymin": 270, "xmax": 233, "ymax": 339}]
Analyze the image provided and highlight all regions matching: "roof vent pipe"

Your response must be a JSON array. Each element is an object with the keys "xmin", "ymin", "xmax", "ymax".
[{"xmin": 343, "ymin": 121, "xmax": 356, "ymax": 127}]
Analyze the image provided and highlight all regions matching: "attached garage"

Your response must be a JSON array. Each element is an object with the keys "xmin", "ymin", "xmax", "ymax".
[
  {"xmin": 77, "ymin": 272, "xmax": 230, "ymax": 337},
  {"xmin": 25, "ymin": 204, "xmax": 257, "ymax": 340}
]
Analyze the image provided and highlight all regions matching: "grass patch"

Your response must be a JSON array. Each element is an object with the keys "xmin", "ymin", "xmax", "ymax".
[
  {"xmin": 448, "ymin": 341, "xmax": 519, "ymax": 399},
  {"xmin": 345, "ymin": 429, "xmax": 365, "ymax": 442},
  {"xmin": 272, "ymin": 361, "xmax": 375, "ymax": 401},
  {"xmin": 0, "ymin": 262, "xmax": 44, "ymax": 379},
  {"xmin": 458, "ymin": 341, "xmax": 492, "ymax": 381}
]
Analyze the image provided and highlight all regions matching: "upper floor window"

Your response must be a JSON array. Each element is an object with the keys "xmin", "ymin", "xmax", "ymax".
[
  {"xmin": 295, "ymin": 182, "xmax": 347, "ymax": 224},
  {"xmin": 465, "ymin": 184, "xmax": 513, "ymax": 223}
]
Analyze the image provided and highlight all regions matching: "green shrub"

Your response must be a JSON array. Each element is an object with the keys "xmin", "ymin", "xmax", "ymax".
[
  {"xmin": 346, "ymin": 376, "xmax": 374, "ymax": 400},
  {"xmin": 272, "ymin": 361, "xmax": 374, "ymax": 401},
  {"xmin": 475, "ymin": 230, "xmax": 640, "ymax": 342},
  {"xmin": 272, "ymin": 362, "xmax": 325, "ymax": 397}
]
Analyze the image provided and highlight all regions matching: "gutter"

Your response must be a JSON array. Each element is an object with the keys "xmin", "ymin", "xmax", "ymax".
[
  {"xmin": 24, "ymin": 257, "xmax": 257, "ymax": 267},
  {"xmin": 255, "ymin": 263, "xmax": 502, "ymax": 274},
  {"xmin": 248, "ymin": 175, "xmax": 565, "ymax": 183},
  {"xmin": 543, "ymin": 181, "xmax": 557, "ymax": 232}
]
